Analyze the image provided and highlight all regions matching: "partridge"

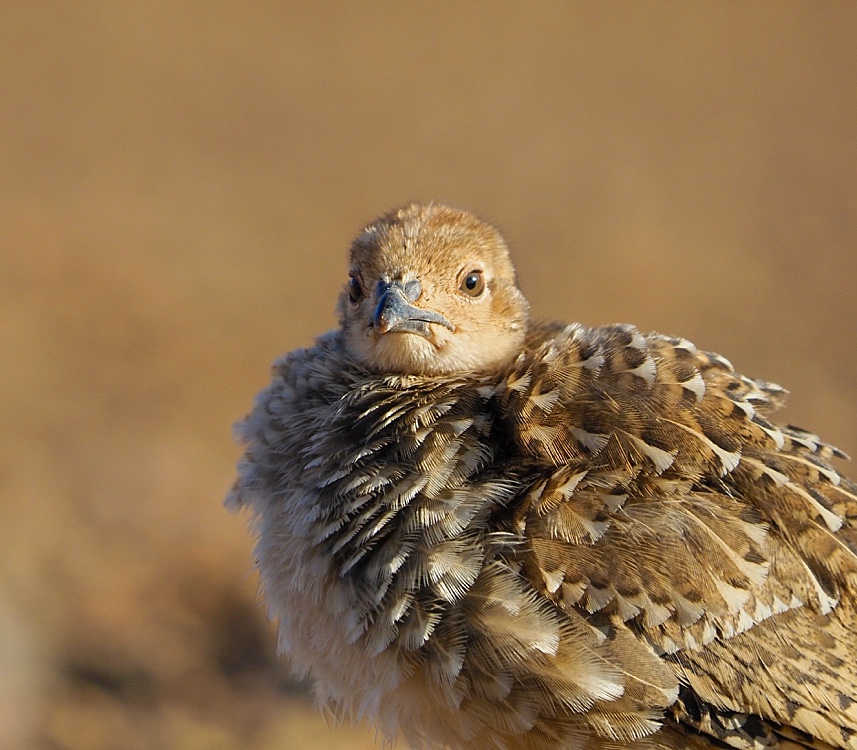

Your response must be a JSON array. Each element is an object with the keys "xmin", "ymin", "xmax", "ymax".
[{"xmin": 228, "ymin": 203, "xmax": 857, "ymax": 750}]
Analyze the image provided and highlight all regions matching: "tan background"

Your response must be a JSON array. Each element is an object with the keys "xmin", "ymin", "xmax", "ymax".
[{"xmin": 2, "ymin": 3, "xmax": 856, "ymax": 749}]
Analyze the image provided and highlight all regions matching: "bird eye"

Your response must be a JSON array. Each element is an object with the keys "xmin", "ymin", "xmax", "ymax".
[
  {"xmin": 348, "ymin": 274, "xmax": 363, "ymax": 303},
  {"xmin": 459, "ymin": 270, "xmax": 485, "ymax": 297}
]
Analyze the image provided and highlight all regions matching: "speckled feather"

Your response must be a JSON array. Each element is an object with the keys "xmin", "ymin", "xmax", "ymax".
[{"xmin": 229, "ymin": 204, "xmax": 857, "ymax": 750}]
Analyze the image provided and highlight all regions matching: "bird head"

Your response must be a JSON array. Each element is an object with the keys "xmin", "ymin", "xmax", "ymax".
[{"xmin": 338, "ymin": 203, "xmax": 530, "ymax": 376}]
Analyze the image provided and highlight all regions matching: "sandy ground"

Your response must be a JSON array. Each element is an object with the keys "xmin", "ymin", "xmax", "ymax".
[{"xmin": 2, "ymin": 3, "xmax": 856, "ymax": 749}]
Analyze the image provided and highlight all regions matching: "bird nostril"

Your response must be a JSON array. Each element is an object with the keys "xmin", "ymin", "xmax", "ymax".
[{"xmin": 404, "ymin": 279, "xmax": 422, "ymax": 302}]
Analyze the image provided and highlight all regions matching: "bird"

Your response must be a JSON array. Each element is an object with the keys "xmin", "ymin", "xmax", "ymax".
[{"xmin": 228, "ymin": 202, "xmax": 857, "ymax": 750}]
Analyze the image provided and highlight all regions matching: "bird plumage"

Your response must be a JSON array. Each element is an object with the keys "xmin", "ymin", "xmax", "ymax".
[{"xmin": 228, "ymin": 203, "xmax": 857, "ymax": 750}]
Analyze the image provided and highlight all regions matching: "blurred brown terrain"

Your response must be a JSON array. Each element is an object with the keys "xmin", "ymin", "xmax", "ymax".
[{"xmin": 1, "ymin": 3, "xmax": 856, "ymax": 749}]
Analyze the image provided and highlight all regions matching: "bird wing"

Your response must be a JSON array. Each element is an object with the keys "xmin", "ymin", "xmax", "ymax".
[{"xmin": 498, "ymin": 322, "xmax": 857, "ymax": 749}]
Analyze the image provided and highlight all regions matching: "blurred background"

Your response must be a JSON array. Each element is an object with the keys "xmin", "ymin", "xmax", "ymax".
[{"xmin": 2, "ymin": 3, "xmax": 856, "ymax": 749}]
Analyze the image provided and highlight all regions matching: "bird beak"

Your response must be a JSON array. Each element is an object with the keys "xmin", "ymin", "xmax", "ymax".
[{"xmin": 372, "ymin": 280, "xmax": 454, "ymax": 337}]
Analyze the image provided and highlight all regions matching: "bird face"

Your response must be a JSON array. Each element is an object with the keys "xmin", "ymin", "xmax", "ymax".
[{"xmin": 339, "ymin": 203, "xmax": 530, "ymax": 376}]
